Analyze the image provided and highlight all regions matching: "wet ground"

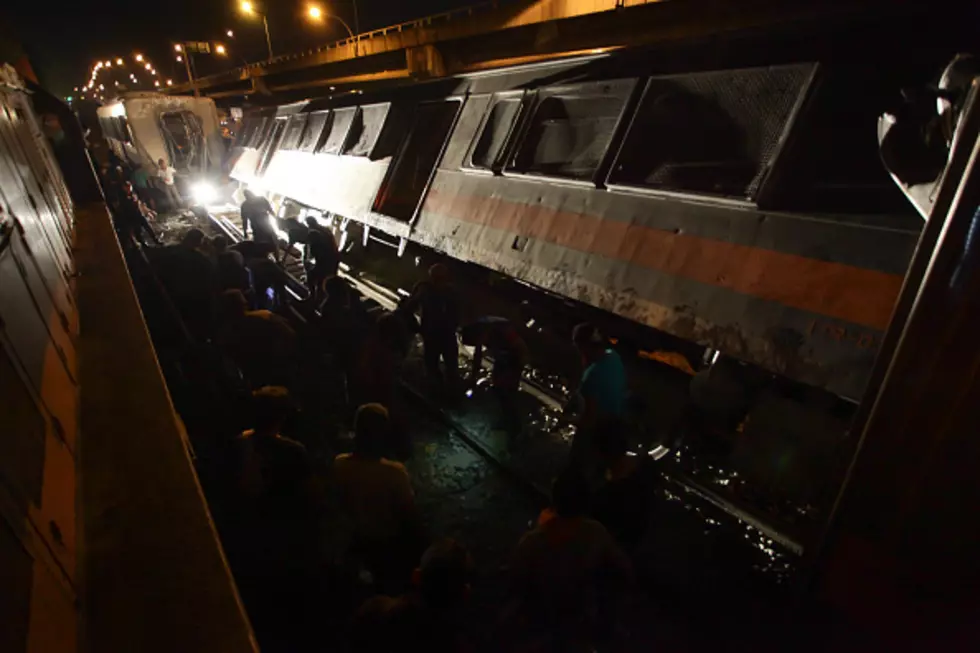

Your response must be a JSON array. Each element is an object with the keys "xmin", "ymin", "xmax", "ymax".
[{"xmin": 148, "ymin": 207, "xmax": 812, "ymax": 650}]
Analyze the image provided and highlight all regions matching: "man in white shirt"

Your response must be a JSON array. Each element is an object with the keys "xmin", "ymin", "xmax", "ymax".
[{"xmin": 156, "ymin": 157, "xmax": 182, "ymax": 210}]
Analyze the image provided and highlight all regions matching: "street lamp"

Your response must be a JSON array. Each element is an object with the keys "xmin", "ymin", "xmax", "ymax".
[
  {"xmin": 239, "ymin": 1, "xmax": 274, "ymax": 60},
  {"xmin": 306, "ymin": 3, "xmax": 358, "ymax": 55},
  {"xmin": 215, "ymin": 44, "xmax": 227, "ymax": 55}
]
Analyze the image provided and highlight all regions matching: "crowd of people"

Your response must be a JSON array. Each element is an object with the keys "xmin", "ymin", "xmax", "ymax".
[{"xmin": 99, "ymin": 160, "xmax": 656, "ymax": 651}]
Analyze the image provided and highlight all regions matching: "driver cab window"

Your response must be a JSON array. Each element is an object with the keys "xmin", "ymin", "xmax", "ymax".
[{"xmin": 160, "ymin": 110, "xmax": 205, "ymax": 173}]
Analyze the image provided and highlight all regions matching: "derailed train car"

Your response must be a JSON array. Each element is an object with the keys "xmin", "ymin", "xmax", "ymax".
[
  {"xmin": 229, "ymin": 20, "xmax": 945, "ymax": 524},
  {"xmin": 232, "ymin": 33, "xmax": 927, "ymax": 398},
  {"xmin": 97, "ymin": 92, "xmax": 225, "ymax": 176}
]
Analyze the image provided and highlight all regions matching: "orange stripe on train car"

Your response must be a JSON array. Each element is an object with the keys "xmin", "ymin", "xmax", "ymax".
[{"xmin": 425, "ymin": 189, "xmax": 904, "ymax": 331}]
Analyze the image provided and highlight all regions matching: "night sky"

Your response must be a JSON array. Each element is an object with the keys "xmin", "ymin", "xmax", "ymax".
[{"xmin": 4, "ymin": 0, "xmax": 475, "ymax": 97}]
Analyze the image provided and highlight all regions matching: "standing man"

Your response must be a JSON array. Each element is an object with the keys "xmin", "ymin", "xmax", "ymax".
[
  {"xmin": 156, "ymin": 157, "xmax": 182, "ymax": 210},
  {"xmin": 569, "ymin": 323, "xmax": 627, "ymax": 477},
  {"xmin": 241, "ymin": 189, "xmax": 278, "ymax": 255},
  {"xmin": 461, "ymin": 316, "xmax": 527, "ymax": 439},
  {"xmin": 116, "ymin": 181, "xmax": 161, "ymax": 246},
  {"xmin": 401, "ymin": 263, "xmax": 460, "ymax": 390},
  {"xmin": 130, "ymin": 163, "xmax": 156, "ymax": 211},
  {"xmin": 305, "ymin": 228, "xmax": 340, "ymax": 299}
]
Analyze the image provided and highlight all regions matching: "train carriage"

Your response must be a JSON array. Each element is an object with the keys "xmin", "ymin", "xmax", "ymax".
[
  {"xmin": 229, "ymin": 34, "xmax": 926, "ymax": 404},
  {"xmin": 97, "ymin": 93, "xmax": 226, "ymax": 176}
]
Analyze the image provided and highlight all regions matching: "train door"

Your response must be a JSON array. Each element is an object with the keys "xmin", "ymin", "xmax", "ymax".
[{"xmin": 373, "ymin": 99, "xmax": 461, "ymax": 222}]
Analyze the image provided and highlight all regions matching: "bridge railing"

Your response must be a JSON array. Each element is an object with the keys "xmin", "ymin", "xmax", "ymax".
[{"xmin": 243, "ymin": 0, "xmax": 506, "ymax": 69}]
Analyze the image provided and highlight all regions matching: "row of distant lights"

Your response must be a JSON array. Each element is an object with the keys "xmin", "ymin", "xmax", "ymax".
[{"xmin": 71, "ymin": 54, "xmax": 174, "ymax": 102}]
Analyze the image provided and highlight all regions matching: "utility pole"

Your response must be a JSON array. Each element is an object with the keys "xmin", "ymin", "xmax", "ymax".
[{"xmin": 182, "ymin": 51, "xmax": 198, "ymax": 97}]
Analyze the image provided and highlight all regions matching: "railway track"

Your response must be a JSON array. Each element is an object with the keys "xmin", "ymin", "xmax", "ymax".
[
  {"xmin": 192, "ymin": 208, "xmax": 805, "ymax": 568},
  {"xmin": 193, "ymin": 209, "xmax": 548, "ymax": 502}
]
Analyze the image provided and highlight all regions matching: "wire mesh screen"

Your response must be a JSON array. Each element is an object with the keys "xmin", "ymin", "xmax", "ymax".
[
  {"xmin": 610, "ymin": 63, "xmax": 815, "ymax": 200},
  {"xmin": 280, "ymin": 114, "xmax": 308, "ymax": 151}
]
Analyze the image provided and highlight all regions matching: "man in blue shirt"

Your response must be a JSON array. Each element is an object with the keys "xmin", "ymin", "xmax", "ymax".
[{"xmin": 571, "ymin": 323, "xmax": 627, "ymax": 475}]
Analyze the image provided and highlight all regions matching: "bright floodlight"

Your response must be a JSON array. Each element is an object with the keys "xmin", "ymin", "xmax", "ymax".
[
  {"xmin": 116, "ymin": 58, "xmax": 123, "ymax": 65},
  {"xmin": 227, "ymin": 30, "xmax": 234, "ymax": 37},
  {"xmin": 240, "ymin": 1, "xmax": 255, "ymax": 14},
  {"xmin": 145, "ymin": 63, "xmax": 151, "ymax": 70},
  {"xmin": 191, "ymin": 180, "xmax": 218, "ymax": 205},
  {"xmin": 135, "ymin": 53, "xmax": 144, "ymax": 62},
  {"xmin": 308, "ymin": 4, "xmax": 322, "ymax": 20},
  {"xmin": 174, "ymin": 44, "xmax": 183, "ymax": 52},
  {"xmin": 215, "ymin": 44, "xmax": 227, "ymax": 55},
  {"xmin": 167, "ymin": 79, "xmax": 173, "ymax": 86}
]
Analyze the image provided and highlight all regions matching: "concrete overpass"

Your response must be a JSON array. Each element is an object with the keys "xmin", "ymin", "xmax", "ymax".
[{"xmin": 168, "ymin": 0, "xmax": 889, "ymax": 103}]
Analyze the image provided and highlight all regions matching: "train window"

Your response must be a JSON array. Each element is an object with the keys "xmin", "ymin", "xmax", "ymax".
[
  {"xmin": 100, "ymin": 116, "xmax": 119, "ymax": 141},
  {"xmin": 374, "ymin": 99, "xmax": 460, "ymax": 222},
  {"xmin": 508, "ymin": 79, "xmax": 635, "ymax": 182},
  {"xmin": 160, "ymin": 110, "xmax": 206, "ymax": 173},
  {"xmin": 247, "ymin": 117, "xmax": 271, "ymax": 148},
  {"xmin": 280, "ymin": 114, "xmax": 308, "ymax": 151},
  {"xmin": 371, "ymin": 105, "xmax": 410, "ymax": 160},
  {"xmin": 117, "ymin": 116, "xmax": 132, "ymax": 144},
  {"xmin": 608, "ymin": 63, "xmax": 816, "ymax": 201},
  {"xmin": 299, "ymin": 111, "xmax": 330, "ymax": 152},
  {"xmin": 468, "ymin": 94, "xmax": 523, "ymax": 170},
  {"xmin": 318, "ymin": 106, "xmax": 357, "ymax": 154},
  {"xmin": 343, "ymin": 103, "xmax": 391, "ymax": 157},
  {"xmin": 252, "ymin": 118, "xmax": 271, "ymax": 148},
  {"xmin": 234, "ymin": 119, "xmax": 253, "ymax": 146},
  {"xmin": 254, "ymin": 117, "xmax": 283, "ymax": 151},
  {"xmin": 257, "ymin": 119, "xmax": 287, "ymax": 175}
]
